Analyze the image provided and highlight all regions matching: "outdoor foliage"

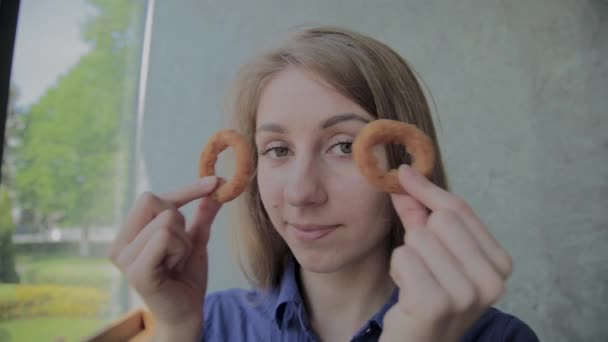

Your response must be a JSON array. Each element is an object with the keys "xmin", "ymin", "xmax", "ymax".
[
  {"xmin": 0, "ymin": 284, "xmax": 110, "ymax": 320},
  {"xmin": 0, "ymin": 186, "xmax": 19, "ymax": 283},
  {"xmin": 12, "ymin": 0, "xmax": 143, "ymax": 230}
]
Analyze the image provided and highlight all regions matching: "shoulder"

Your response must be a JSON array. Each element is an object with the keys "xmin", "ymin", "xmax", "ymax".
[
  {"xmin": 460, "ymin": 307, "xmax": 539, "ymax": 342},
  {"xmin": 202, "ymin": 288, "xmax": 275, "ymax": 341},
  {"xmin": 204, "ymin": 287, "xmax": 273, "ymax": 321}
]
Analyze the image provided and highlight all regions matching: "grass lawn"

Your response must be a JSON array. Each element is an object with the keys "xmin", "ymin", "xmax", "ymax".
[
  {"xmin": 0, "ymin": 285, "xmax": 14, "ymax": 298},
  {"xmin": 0, "ymin": 254, "xmax": 118, "ymax": 341},
  {"xmin": 0, "ymin": 316, "xmax": 109, "ymax": 342},
  {"xmin": 16, "ymin": 254, "xmax": 118, "ymax": 289}
]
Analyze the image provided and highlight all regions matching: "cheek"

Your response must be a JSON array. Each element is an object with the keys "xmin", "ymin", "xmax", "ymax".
[
  {"xmin": 351, "ymin": 193, "xmax": 393, "ymax": 242},
  {"xmin": 327, "ymin": 167, "xmax": 390, "ymax": 220},
  {"xmin": 374, "ymin": 145, "xmax": 390, "ymax": 170},
  {"xmin": 328, "ymin": 157, "xmax": 379, "ymax": 192},
  {"xmin": 349, "ymin": 192, "xmax": 390, "ymax": 220},
  {"xmin": 256, "ymin": 164, "xmax": 283, "ymax": 213}
]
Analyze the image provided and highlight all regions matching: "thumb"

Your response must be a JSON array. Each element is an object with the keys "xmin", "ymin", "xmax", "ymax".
[
  {"xmin": 391, "ymin": 193, "xmax": 428, "ymax": 230},
  {"xmin": 187, "ymin": 196, "xmax": 222, "ymax": 248},
  {"xmin": 391, "ymin": 166, "xmax": 429, "ymax": 230}
]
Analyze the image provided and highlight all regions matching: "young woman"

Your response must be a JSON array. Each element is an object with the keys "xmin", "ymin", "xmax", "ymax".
[{"xmin": 109, "ymin": 26, "xmax": 539, "ymax": 341}]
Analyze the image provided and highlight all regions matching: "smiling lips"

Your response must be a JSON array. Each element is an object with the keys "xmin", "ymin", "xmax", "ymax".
[{"xmin": 289, "ymin": 223, "xmax": 340, "ymax": 241}]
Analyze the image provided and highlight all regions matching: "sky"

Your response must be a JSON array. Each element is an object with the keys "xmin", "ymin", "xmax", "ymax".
[{"xmin": 10, "ymin": 0, "xmax": 98, "ymax": 109}]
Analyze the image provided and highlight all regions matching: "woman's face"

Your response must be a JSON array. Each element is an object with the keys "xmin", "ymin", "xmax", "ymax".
[{"xmin": 255, "ymin": 66, "xmax": 393, "ymax": 273}]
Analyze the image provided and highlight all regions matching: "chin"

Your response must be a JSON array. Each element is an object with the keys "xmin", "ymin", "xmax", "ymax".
[{"xmin": 291, "ymin": 247, "xmax": 351, "ymax": 274}]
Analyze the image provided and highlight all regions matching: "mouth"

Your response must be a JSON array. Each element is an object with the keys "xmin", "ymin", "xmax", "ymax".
[{"xmin": 288, "ymin": 223, "xmax": 340, "ymax": 242}]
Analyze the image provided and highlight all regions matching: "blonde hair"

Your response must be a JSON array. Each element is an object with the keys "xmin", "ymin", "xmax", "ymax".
[{"xmin": 226, "ymin": 25, "xmax": 449, "ymax": 290}]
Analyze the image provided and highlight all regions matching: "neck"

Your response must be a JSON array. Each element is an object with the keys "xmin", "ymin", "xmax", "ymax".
[{"xmin": 298, "ymin": 245, "xmax": 395, "ymax": 340}]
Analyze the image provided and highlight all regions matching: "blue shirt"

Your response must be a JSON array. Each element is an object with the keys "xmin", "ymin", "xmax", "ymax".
[{"xmin": 202, "ymin": 260, "xmax": 539, "ymax": 341}]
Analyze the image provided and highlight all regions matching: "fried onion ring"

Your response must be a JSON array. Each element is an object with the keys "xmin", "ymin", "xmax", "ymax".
[
  {"xmin": 353, "ymin": 119, "xmax": 435, "ymax": 194},
  {"xmin": 198, "ymin": 129, "xmax": 254, "ymax": 203}
]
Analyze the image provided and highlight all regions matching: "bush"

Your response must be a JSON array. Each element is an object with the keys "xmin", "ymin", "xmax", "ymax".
[{"xmin": 0, "ymin": 284, "xmax": 110, "ymax": 320}]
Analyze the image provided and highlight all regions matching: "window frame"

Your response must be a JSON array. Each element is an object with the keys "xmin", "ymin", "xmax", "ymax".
[{"xmin": 0, "ymin": 0, "xmax": 21, "ymax": 183}]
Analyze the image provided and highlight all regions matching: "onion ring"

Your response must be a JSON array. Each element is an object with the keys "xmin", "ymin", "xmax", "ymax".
[
  {"xmin": 198, "ymin": 129, "xmax": 254, "ymax": 202},
  {"xmin": 353, "ymin": 119, "xmax": 435, "ymax": 193}
]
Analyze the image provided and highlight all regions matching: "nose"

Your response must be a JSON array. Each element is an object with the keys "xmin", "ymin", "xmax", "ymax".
[{"xmin": 284, "ymin": 155, "xmax": 327, "ymax": 207}]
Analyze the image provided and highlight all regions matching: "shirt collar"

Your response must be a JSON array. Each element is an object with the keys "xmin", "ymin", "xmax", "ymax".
[
  {"xmin": 272, "ymin": 257, "xmax": 303, "ymax": 328},
  {"xmin": 368, "ymin": 286, "xmax": 399, "ymax": 329},
  {"xmin": 271, "ymin": 257, "xmax": 400, "ymax": 332}
]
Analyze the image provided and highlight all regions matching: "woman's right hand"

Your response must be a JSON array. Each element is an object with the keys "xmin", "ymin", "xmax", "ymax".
[{"xmin": 108, "ymin": 176, "xmax": 222, "ymax": 335}]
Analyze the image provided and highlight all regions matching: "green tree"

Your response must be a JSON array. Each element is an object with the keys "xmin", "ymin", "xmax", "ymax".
[
  {"xmin": 1, "ymin": 86, "xmax": 22, "ymax": 187},
  {"xmin": 13, "ymin": 0, "xmax": 144, "ymax": 255},
  {"xmin": 0, "ymin": 185, "xmax": 19, "ymax": 283},
  {"xmin": 0, "ymin": 85, "xmax": 22, "ymax": 283}
]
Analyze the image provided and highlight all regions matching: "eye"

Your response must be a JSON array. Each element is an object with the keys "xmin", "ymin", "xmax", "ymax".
[
  {"xmin": 328, "ymin": 140, "xmax": 353, "ymax": 155},
  {"xmin": 260, "ymin": 144, "xmax": 291, "ymax": 159}
]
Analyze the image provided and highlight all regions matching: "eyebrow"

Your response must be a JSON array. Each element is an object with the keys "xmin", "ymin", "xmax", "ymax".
[
  {"xmin": 256, "ymin": 113, "xmax": 370, "ymax": 134},
  {"xmin": 321, "ymin": 113, "xmax": 370, "ymax": 129}
]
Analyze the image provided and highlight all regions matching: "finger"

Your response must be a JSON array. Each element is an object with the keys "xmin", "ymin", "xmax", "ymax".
[
  {"xmin": 126, "ymin": 227, "xmax": 189, "ymax": 294},
  {"xmin": 109, "ymin": 177, "xmax": 218, "ymax": 263},
  {"xmin": 397, "ymin": 164, "xmax": 460, "ymax": 212},
  {"xmin": 116, "ymin": 209, "xmax": 192, "ymax": 271},
  {"xmin": 179, "ymin": 197, "xmax": 222, "ymax": 290},
  {"xmin": 428, "ymin": 211, "xmax": 507, "ymax": 303},
  {"xmin": 406, "ymin": 223, "xmax": 477, "ymax": 313},
  {"xmin": 159, "ymin": 176, "xmax": 219, "ymax": 208},
  {"xmin": 390, "ymin": 245, "xmax": 450, "ymax": 320},
  {"xmin": 448, "ymin": 214, "xmax": 512, "ymax": 279},
  {"xmin": 163, "ymin": 231, "xmax": 190, "ymax": 272},
  {"xmin": 110, "ymin": 192, "xmax": 174, "ymax": 262},
  {"xmin": 390, "ymin": 193, "xmax": 429, "ymax": 230},
  {"xmin": 398, "ymin": 165, "xmax": 511, "ymax": 277},
  {"xmin": 187, "ymin": 196, "xmax": 222, "ymax": 248}
]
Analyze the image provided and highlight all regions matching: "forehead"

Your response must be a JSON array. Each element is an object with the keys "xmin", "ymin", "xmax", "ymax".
[{"xmin": 256, "ymin": 67, "xmax": 373, "ymax": 127}]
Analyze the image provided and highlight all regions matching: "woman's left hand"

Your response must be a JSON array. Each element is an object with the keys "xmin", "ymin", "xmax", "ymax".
[{"xmin": 380, "ymin": 165, "xmax": 513, "ymax": 342}]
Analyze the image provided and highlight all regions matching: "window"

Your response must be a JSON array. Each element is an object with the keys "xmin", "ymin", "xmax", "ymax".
[{"xmin": 1, "ymin": 1, "xmax": 147, "ymax": 340}]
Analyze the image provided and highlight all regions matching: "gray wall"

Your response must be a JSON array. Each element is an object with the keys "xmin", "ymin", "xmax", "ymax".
[{"xmin": 142, "ymin": 1, "xmax": 608, "ymax": 340}]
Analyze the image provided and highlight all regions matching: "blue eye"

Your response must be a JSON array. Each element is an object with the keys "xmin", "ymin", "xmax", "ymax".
[
  {"xmin": 261, "ymin": 146, "xmax": 290, "ymax": 158},
  {"xmin": 338, "ymin": 142, "xmax": 352, "ymax": 154},
  {"xmin": 329, "ymin": 141, "xmax": 353, "ymax": 155}
]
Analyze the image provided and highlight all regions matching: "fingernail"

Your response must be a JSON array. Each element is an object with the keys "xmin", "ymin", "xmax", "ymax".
[
  {"xmin": 400, "ymin": 164, "xmax": 420, "ymax": 178},
  {"xmin": 167, "ymin": 256, "xmax": 181, "ymax": 270},
  {"xmin": 200, "ymin": 176, "xmax": 217, "ymax": 190},
  {"xmin": 398, "ymin": 164, "xmax": 411, "ymax": 176},
  {"xmin": 177, "ymin": 257, "xmax": 188, "ymax": 273}
]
